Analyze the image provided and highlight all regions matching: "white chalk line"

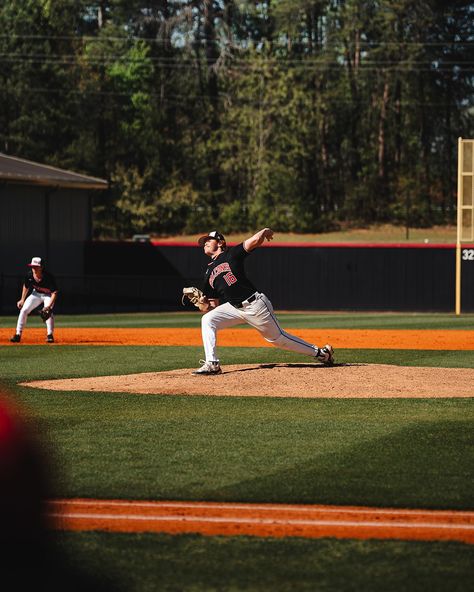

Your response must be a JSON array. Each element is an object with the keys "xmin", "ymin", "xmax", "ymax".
[{"xmin": 47, "ymin": 499, "xmax": 474, "ymax": 520}]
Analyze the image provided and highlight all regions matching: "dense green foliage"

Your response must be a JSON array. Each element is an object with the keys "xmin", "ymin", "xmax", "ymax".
[{"xmin": 1, "ymin": 1, "xmax": 473, "ymax": 236}]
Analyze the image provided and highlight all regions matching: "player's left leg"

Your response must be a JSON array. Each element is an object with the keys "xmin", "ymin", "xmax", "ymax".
[
  {"xmin": 15, "ymin": 294, "xmax": 42, "ymax": 336},
  {"xmin": 200, "ymin": 302, "xmax": 243, "ymax": 363},
  {"xmin": 42, "ymin": 295, "xmax": 55, "ymax": 342},
  {"xmin": 242, "ymin": 293, "xmax": 334, "ymax": 364}
]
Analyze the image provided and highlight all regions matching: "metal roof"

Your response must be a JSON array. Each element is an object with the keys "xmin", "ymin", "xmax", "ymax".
[{"xmin": 0, "ymin": 153, "xmax": 108, "ymax": 190}]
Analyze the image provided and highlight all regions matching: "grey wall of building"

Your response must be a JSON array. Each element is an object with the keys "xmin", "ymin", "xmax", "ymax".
[
  {"xmin": 0, "ymin": 183, "xmax": 91, "ymax": 274},
  {"xmin": 0, "ymin": 183, "xmax": 92, "ymax": 312}
]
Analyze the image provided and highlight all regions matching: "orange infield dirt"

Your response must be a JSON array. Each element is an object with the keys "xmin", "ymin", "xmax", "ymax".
[
  {"xmin": 2, "ymin": 327, "xmax": 474, "ymax": 349},
  {"xmin": 46, "ymin": 499, "xmax": 474, "ymax": 544}
]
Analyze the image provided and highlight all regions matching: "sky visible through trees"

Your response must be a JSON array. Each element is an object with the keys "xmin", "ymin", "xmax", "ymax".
[{"xmin": 1, "ymin": 1, "xmax": 473, "ymax": 237}]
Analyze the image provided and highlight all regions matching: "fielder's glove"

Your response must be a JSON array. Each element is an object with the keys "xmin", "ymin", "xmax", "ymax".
[
  {"xmin": 182, "ymin": 287, "xmax": 205, "ymax": 307},
  {"xmin": 40, "ymin": 307, "xmax": 53, "ymax": 322}
]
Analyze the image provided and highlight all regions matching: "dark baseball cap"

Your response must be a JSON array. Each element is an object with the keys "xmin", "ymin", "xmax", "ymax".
[{"xmin": 198, "ymin": 231, "xmax": 226, "ymax": 247}]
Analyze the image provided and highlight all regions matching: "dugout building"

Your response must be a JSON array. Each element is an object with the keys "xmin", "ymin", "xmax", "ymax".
[{"xmin": 0, "ymin": 153, "xmax": 108, "ymax": 314}]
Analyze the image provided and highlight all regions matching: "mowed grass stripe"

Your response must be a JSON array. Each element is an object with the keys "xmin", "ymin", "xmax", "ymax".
[
  {"xmin": 1, "ymin": 346, "xmax": 474, "ymax": 384},
  {"xmin": 1, "ymin": 311, "xmax": 474, "ymax": 329},
  {"xmin": 10, "ymin": 387, "xmax": 474, "ymax": 509},
  {"xmin": 53, "ymin": 531, "xmax": 474, "ymax": 592}
]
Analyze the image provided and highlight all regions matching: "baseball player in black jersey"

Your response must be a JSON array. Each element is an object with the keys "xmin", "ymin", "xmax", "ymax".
[
  {"xmin": 192, "ymin": 228, "xmax": 334, "ymax": 374},
  {"xmin": 10, "ymin": 257, "xmax": 58, "ymax": 344}
]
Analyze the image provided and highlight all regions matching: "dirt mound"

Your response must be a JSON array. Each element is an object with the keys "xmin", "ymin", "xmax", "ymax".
[{"xmin": 21, "ymin": 363, "xmax": 474, "ymax": 398}]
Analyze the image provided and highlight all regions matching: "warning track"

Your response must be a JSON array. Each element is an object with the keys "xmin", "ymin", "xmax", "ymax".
[
  {"xmin": 46, "ymin": 499, "xmax": 474, "ymax": 544},
  {"xmin": 2, "ymin": 327, "xmax": 474, "ymax": 349}
]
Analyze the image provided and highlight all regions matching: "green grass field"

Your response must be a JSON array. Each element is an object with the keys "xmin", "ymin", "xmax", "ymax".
[
  {"xmin": 54, "ymin": 532, "xmax": 472, "ymax": 592},
  {"xmin": 1, "ymin": 312, "xmax": 473, "ymax": 591},
  {"xmin": 1, "ymin": 310, "xmax": 474, "ymax": 329}
]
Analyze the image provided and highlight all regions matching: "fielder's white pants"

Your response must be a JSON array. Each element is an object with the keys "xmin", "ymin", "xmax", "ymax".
[
  {"xmin": 16, "ymin": 290, "xmax": 54, "ymax": 335},
  {"xmin": 201, "ymin": 292, "xmax": 318, "ymax": 362}
]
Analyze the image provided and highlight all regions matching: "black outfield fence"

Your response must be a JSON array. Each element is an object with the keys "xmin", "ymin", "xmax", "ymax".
[{"xmin": 1, "ymin": 242, "xmax": 473, "ymax": 314}]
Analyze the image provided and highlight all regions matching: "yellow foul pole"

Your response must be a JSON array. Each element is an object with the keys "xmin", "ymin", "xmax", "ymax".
[{"xmin": 455, "ymin": 137, "xmax": 462, "ymax": 315}]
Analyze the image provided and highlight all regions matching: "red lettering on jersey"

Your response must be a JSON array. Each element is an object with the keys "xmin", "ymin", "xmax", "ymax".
[
  {"xmin": 209, "ymin": 263, "xmax": 232, "ymax": 288},
  {"xmin": 33, "ymin": 286, "xmax": 52, "ymax": 295},
  {"xmin": 223, "ymin": 272, "xmax": 237, "ymax": 286}
]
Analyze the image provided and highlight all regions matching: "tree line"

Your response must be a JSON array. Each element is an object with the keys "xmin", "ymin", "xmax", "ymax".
[{"xmin": 1, "ymin": 1, "xmax": 473, "ymax": 238}]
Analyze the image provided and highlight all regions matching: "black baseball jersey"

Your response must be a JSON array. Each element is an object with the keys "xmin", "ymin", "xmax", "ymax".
[
  {"xmin": 24, "ymin": 270, "xmax": 58, "ymax": 296},
  {"xmin": 203, "ymin": 243, "xmax": 257, "ymax": 305}
]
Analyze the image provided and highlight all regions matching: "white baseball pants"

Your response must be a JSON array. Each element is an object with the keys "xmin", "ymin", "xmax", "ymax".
[
  {"xmin": 16, "ymin": 290, "xmax": 54, "ymax": 335},
  {"xmin": 201, "ymin": 292, "xmax": 318, "ymax": 362}
]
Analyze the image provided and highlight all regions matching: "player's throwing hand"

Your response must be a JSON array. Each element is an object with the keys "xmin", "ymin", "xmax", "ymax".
[{"xmin": 263, "ymin": 228, "xmax": 274, "ymax": 242}]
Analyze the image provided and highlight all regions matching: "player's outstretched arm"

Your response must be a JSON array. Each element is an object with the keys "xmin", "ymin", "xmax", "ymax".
[{"xmin": 243, "ymin": 228, "xmax": 274, "ymax": 252}]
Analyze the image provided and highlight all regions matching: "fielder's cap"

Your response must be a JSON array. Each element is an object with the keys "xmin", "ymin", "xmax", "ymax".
[
  {"xmin": 27, "ymin": 257, "xmax": 43, "ymax": 267},
  {"xmin": 198, "ymin": 230, "xmax": 226, "ymax": 247}
]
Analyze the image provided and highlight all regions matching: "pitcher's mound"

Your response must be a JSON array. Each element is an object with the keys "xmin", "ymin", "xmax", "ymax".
[{"xmin": 20, "ymin": 363, "xmax": 474, "ymax": 398}]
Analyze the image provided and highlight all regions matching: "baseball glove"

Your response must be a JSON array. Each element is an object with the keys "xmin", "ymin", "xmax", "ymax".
[
  {"xmin": 182, "ymin": 286, "xmax": 205, "ymax": 307},
  {"xmin": 40, "ymin": 307, "xmax": 53, "ymax": 322}
]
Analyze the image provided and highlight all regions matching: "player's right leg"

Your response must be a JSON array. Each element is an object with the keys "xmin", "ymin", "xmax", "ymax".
[
  {"xmin": 11, "ymin": 294, "xmax": 43, "ymax": 342},
  {"xmin": 193, "ymin": 303, "xmax": 243, "ymax": 374}
]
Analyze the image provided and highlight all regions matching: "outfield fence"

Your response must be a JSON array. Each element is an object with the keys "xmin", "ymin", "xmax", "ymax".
[{"xmin": 1, "ymin": 243, "xmax": 473, "ymax": 314}]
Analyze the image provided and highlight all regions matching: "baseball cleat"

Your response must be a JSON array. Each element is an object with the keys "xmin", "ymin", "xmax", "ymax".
[
  {"xmin": 46, "ymin": 334, "xmax": 55, "ymax": 343},
  {"xmin": 316, "ymin": 344, "xmax": 334, "ymax": 366},
  {"xmin": 10, "ymin": 334, "xmax": 21, "ymax": 343},
  {"xmin": 192, "ymin": 360, "xmax": 222, "ymax": 375}
]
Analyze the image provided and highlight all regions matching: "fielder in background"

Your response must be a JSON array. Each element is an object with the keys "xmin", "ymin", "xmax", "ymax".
[
  {"xmin": 10, "ymin": 257, "xmax": 58, "ymax": 344},
  {"xmin": 189, "ymin": 228, "xmax": 334, "ymax": 375}
]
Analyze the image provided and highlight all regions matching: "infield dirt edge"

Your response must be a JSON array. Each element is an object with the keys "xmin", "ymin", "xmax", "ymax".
[
  {"xmin": 47, "ymin": 498, "xmax": 474, "ymax": 544},
  {"xmin": 20, "ymin": 363, "xmax": 474, "ymax": 398}
]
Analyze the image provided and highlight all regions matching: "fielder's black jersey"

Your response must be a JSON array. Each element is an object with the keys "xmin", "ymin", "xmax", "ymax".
[
  {"xmin": 203, "ymin": 243, "xmax": 257, "ymax": 305},
  {"xmin": 24, "ymin": 270, "xmax": 58, "ymax": 296}
]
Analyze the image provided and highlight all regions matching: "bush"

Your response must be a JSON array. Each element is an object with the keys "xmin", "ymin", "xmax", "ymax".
[{"xmin": 218, "ymin": 201, "xmax": 249, "ymax": 233}]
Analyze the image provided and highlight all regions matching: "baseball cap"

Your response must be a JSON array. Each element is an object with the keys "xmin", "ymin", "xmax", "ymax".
[
  {"xmin": 198, "ymin": 231, "xmax": 226, "ymax": 247},
  {"xmin": 27, "ymin": 257, "xmax": 43, "ymax": 268}
]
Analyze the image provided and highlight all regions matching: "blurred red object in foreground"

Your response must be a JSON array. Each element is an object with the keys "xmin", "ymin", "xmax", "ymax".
[{"xmin": 0, "ymin": 387, "xmax": 49, "ymax": 546}]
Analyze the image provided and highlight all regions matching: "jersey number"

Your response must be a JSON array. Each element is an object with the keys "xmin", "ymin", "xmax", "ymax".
[{"xmin": 223, "ymin": 272, "xmax": 237, "ymax": 286}]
